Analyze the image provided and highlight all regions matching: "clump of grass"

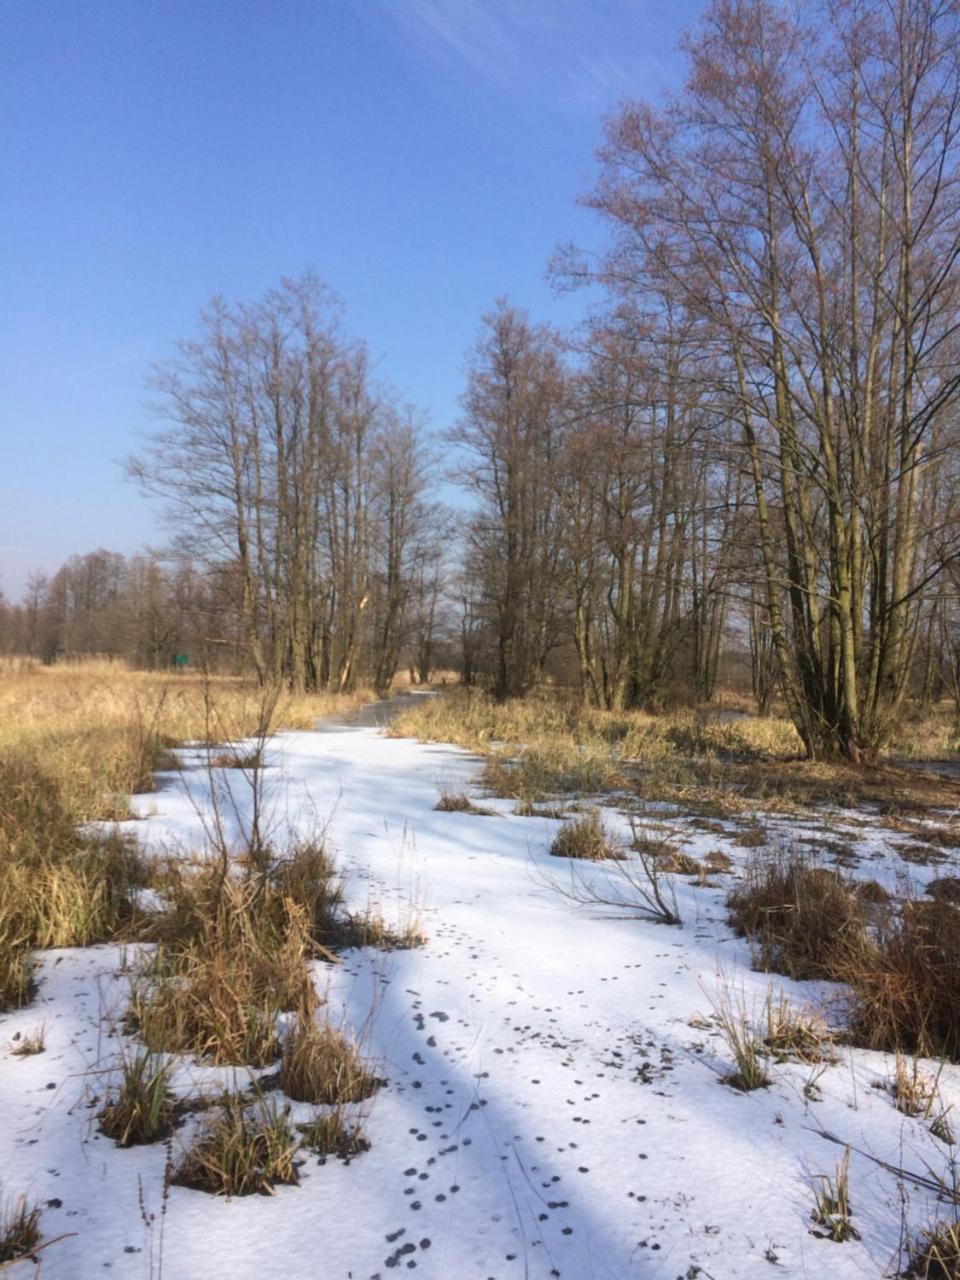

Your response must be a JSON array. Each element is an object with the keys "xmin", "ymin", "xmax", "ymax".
[
  {"xmin": 0, "ymin": 749, "xmax": 148, "ymax": 953},
  {"xmin": 280, "ymin": 1015, "xmax": 381, "ymax": 1105},
  {"xmin": 550, "ymin": 809, "xmax": 623, "ymax": 861},
  {"xmin": 841, "ymin": 897, "xmax": 960, "ymax": 1061},
  {"xmin": 98, "ymin": 1050, "xmax": 175, "ymax": 1146},
  {"xmin": 809, "ymin": 1147, "xmax": 859, "ymax": 1241},
  {"xmin": 129, "ymin": 875, "xmax": 316, "ymax": 1066},
  {"xmin": 931, "ymin": 1112, "xmax": 957, "ymax": 1145},
  {"xmin": 0, "ymin": 932, "xmax": 35, "ymax": 1012},
  {"xmin": 514, "ymin": 800, "xmax": 566, "ymax": 818},
  {"xmin": 732, "ymin": 821, "xmax": 768, "ymax": 849},
  {"xmin": 762, "ymin": 992, "xmax": 836, "ymax": 1064},
  {"xmin": 208, "ymin": 746, "xmax": 264, "ymax": 770},
  {"xmin": 434, "ymin": 790, "xmax": 492, "ymax": 815},
  {"xmin": 889, "ymin": 1053, "xmax": 942, "ymax": 1119},
  {"xmin": 928, "ymin": 877, "xmax": 960, "ymax": 905},
  {"xmin": 266, "ymin": 837, "xmax": 345, "ymax": 954},
  {"xmin": 298, "ymin": 1110, "xmax": 370, "ymax": 1162},
  {"xmin": 902, "ymin": 1220, "xmax": 960, "ymax": 1277},
  {"xmin": 704, "ymin": 849, "xmax": 734, "ymax": 874},
  {"xmin": 483, "ymin": 748, "xmax": 624, "ymax": 805},
  {"xmin": 727, "ymin": 850, "xmax": 865, "ymax": 981},
  {"xmin": 856, "ymin": 879, "xmax": 892, "ymax": 904},
  {"xmin": 172, "ymin": 1094, "xmax": 299, "ymax": 1197},
  {"xmin": 10, "ymin": 1024, "xmax": 45, "ymax": 1057},
  {"xmin": 706, "ymin": 981, "xmax": 770, "ymax": 1091},
  {"xmin": 0, "ymin": 1193, "xmax": 42, "ymax": 1264},
  {"xmin": 339, "ymin": 904, "xmax": 426, "ymax": 951},
  {"xmin": 659, "ymin": 848, "xmax": 704, "ymax": 876}
]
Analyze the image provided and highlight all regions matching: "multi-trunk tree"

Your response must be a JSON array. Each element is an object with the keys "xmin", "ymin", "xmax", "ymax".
[{"xmin": 581, "ymin": 0, "xmax": 960, "ymax": 759}]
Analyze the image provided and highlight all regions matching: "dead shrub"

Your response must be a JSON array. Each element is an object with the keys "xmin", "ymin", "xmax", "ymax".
[
  {"xmin": 727, "ymin": 850, "xmax": 865, "ymax": 980},
  {"xmin": 841, "ymin": 898, "xmax": 960, "ymax": 1061},
  {"xmin": 172, "ymin": 1093, "xmax": 299, "ymax": 1197},
  {"xmin": 550, "ymin": 810, "xmax": 623, "ymax": 861},
  {"xmin": 280, "ymin": 1014, "xmax": 381, "ymax": 1105}
]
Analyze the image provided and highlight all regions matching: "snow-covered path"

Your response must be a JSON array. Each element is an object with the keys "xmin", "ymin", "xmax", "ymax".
[{"xmin": 1, "ymin": 716, "xmax": 955, "ymax": 1279}]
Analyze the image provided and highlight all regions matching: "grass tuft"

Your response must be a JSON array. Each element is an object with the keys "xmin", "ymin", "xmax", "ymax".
[
  {"xmin": 706, "ymin": 981, "xmax": 770, "ymax": 1091},
  {"xmin": 0, "ymin": 1193, "xmax": 42, "ymax": 1265},
  {"xmin": 98, "ymin": 1050, "xmax": 175, "ymax": 1146},
  {"xmin": 435, "ymin": 790, "xmax": 493, "ymax": 815},
  {"xmin": 297, "ymin": 1111, "xmax": 370, "ymax": 1162},
  {"xmin": 172, "ymin": 1093, "xmax": 299, "ymax": 1197},
  {"xmin": 10, "ymin": 1024, "xmax": 46, "ymax": 1057},
  {"xmin": 841, "ymin": 897, "xmax": 960, "ymax": 1061},
  {"xmin": 550, "ymin": 810, "xmax": 623, "ymax": 861},
  {"xmin": 762, "ymin": 992, "xmax": 836, "ymax": 1064},
  {"xmin": 903, "ymin": 1220, "xmax": 960, "ymax": 1277},
  {"xmin": 809, "ymin": 1146, "xmax": 859, "ymax": 1242},
  {"xmin": 727, "ymin": 850, "xmax": 865, "ymax": 981},
  {"xmin": 280, "ymin": 1014, "xmax": 381, "ymax": 1105}
]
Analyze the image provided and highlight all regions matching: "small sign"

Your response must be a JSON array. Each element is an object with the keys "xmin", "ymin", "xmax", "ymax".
[{"xmin": 172, "ymin": 653, "xmax": 189, "ymax": 668}]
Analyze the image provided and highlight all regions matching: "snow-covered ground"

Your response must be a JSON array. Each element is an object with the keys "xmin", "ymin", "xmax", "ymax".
[{"xmin": 2, "ymin": 709, "xmax": 958, "ymax": 1279}]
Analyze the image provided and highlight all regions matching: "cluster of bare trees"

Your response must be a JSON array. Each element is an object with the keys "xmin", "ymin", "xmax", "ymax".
[
  {"xmin": 0, "ymin": 550, "xmax": 227, "ymax": 666},
  {"xmin": 8, "ymin": 1, "xmax": 960, "ymax": 764},
  {"xmin": 453, "ymin": 302, "xmax": 738, "ymax": 709},
  {"xmin": 453, "ymin": 0, "xmax": 960, "ymax": 760},
  {"xmin": 128, "ymin": 275, "xmax": 449, "ymax": 695}
]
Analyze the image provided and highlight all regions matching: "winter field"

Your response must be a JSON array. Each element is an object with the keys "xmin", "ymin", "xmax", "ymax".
[{"xmin": 2, "ymin": 677, "xmax": 960, "ymax": 1278}]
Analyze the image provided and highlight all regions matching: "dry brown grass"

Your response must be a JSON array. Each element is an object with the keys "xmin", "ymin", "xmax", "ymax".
[
  {"xmin": 98, "ymin": 1050, "xmax": 175, "ymax": 1146},
  {"xmin": 809, "ymin": 1146, "xmax": 860, "ymax": 1242},
  {"xmin": 928, "ymin": 878, "xmax": 960, "ymax": 905},
  {"xmin": 0, "ymin": 1192, "xmax": 42, "ymax": 1264},
  {"xmin": 129, "ymin": 874, "xmax": 318, "ymax": 1067},
  {"xmin": 705, "ymin": 980, "xmax": 770, "ymax": 1092},
  {"xmin": 0, "ymin": 662, "xmax": 372, "ymax": 1016},
  {"xmin": 889, "ymin": 1053, "xmax": 943, "ymax": 1119},
  {"xmin": 841, "ymin": 898, "xmax": 960, "ymax": 1061},
  {"xmin": 550, "ymin": 810, "xmax": 624, "ymax": 861},
  {"xmin": 727, "ymin": 850, "xmax": 866, "ymax": 981},
  {"xmin": 339, "ymin": 903, "xmax": 426, "ymax": 951},
  {"xmin": 297, "ymin": 1111, "xmax": 370, "ymax": 1161},
  {"xmin": 390, "ymin": 691, "xmax": 960, "ymax": 838},
  {"xmin": 279, "ymin": 1014, "xmax": 381, "ymax": 1105},
  {"xmin": 435, "ymin": 790, "xmax": 495, "ymax": 815},
  {"xmin": 172, "ymin": 1092, "xmax": 299, "ymax": 1197},
  {"xmin": 904, "ymin": 1220, "xmax": 960, "ymax": 1277},
  {"xmin": 762, "ymin": 992, "xmax": 837, "ymax": 1064}
]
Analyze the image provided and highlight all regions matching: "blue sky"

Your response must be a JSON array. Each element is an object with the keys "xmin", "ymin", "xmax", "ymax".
[{"xmin": 0, "ymin": 0, "xmax": 703, "ymax": 598}]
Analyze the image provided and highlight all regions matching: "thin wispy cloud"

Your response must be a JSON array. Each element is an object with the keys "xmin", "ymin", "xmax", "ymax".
[{"xmin": 386, "ymin": 0, "xmax": 689, "ymax": 114}]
